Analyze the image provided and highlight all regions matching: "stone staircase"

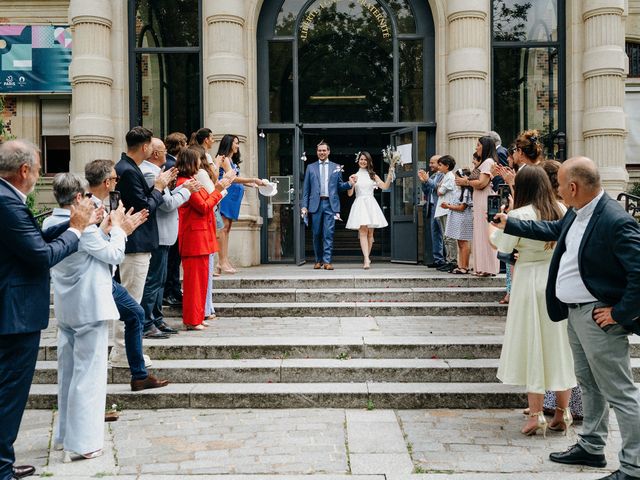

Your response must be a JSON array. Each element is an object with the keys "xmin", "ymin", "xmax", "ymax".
[{"xmin": 30, "ymin": 264, "xmax": 610, "ymax": 410}]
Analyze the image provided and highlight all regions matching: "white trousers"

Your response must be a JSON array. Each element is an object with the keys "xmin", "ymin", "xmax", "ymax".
[{"xmin": 55, "ymin": 320, "xmax": 109, "ymax": 454}]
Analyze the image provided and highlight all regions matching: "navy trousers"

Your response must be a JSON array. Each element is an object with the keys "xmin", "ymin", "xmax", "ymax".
[
  {"xmin": 0, "ymin": 331, "xmax": 40, "ymax": 480},
  {"xmin": 112, "ymin": 280, "xmax": 147, "ymax": 380},
  {"xmin": 141, "ymin": 246, "xmax": 170, "ymax": 331},
  {"xmin": 311, "ymin": 199, "xmax": 336, "ymax": 264},
  {"xmin": 164, "ymin": 240, "xmax": 182, "ymax": 299}
]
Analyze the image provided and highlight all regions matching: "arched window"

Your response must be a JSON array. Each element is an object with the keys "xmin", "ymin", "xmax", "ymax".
[
  {"xmin": 492, "ymin": 0, "xmax": 566, "ymax": 159},
  {"xmin": 258, "ymin": 0, "xmax": 434, "ymax": 126}
]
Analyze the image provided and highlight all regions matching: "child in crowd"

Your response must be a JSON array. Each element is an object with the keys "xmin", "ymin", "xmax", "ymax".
[
  {"xmin": 434, "ymin": 155, "xmax": 458, "ymax": 272},
  {"xmin": 441, "ymin": 168, "xmax": 473, "ymax": 274}
]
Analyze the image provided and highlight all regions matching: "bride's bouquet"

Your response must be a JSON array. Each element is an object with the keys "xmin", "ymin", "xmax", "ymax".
[{"xmin": 382, "ymin": 145, "xmax": 401, "ymax": 181}]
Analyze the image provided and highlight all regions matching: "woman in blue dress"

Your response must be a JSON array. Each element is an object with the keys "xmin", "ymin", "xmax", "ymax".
[{"xmin": 217, "ymin": 134, "xmax": 265, "ymax": 273}]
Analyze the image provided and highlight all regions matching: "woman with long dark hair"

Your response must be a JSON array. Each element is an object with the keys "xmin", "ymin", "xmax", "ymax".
[
  {"xmin": 217, "ymin": 134, "xmax": 265, "ymax": 274},
  {"xmin": 456, "ymin": 136, "xmax": 500, "ymax": 276},
  {"xmin": 345, "ymin": 151, "xmax": 394, "ymax": 269},
  {"xmin": 490, "ymin": 166, "xmax": 575, "ymax": 437}
]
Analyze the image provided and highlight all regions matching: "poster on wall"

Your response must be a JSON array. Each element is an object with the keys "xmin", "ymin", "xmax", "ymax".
[{"xmin": 0, "ymin": 25, "xmax": 72, "ymax": 93}]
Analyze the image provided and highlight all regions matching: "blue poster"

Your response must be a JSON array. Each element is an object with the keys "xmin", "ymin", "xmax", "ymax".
[{"xmin": 0, "ymin": 25, "xmax": 72, "ymax": 93}]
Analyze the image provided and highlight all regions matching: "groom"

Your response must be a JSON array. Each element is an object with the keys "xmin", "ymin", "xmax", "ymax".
[{"xmin": 301, "ymin": 141, "xmax": 353, "ymax": 270}]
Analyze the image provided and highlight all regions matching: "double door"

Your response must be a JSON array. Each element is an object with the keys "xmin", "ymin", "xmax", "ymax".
[{"xmin": 258, "ymin": 126, "xmax": 434, "ymax": 264}]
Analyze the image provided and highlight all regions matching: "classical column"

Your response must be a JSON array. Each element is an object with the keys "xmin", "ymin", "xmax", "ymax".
[
  {"xmin": 446, "ymin": 0, "xmax": 490, "ymax": 165},
  {"xmin": 68, "ymin": 0, "xmax": 114, "ymax": 172},
  {"xmin": 582, "ymin": 0, "xmax": 628, "ymax": 194},
  {"xmin": 204, "ymin": 1, "xmax": 261, "ymax": 266}
]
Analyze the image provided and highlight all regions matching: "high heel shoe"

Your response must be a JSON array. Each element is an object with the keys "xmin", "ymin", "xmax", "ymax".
[
  {"xmin": 213, "ymin": 266, "xmax": 221, "ymax": 277},
  {"xmin": 63, "ymin": 449, "xmax": 103, "ymax": 463},
  {"xmin": 549, "ymin": 407, "xmax": 573, "ymax": 435},
  {"xmin": 363, "ymin": 259, "xmax": 371, "ymax": 270},
  {"xmin": 522, "ymin": 411, "xmax": 548, "ymax": 438}
]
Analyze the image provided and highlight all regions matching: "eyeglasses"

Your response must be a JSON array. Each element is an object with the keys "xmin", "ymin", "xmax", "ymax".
[
  {"xmin": 84, "ymin": 192, "xmax": 93, "ymax": 198},
  {"xmin": 154, "ymin": 150, "xmax": 167, "ymax": 154},
  {"xmin": 107, "ymin": 176, "xmax": 120, "ymax": 182}
]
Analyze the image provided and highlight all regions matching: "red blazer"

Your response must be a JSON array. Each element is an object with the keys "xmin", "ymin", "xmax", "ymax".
[{"xmin": 176, "ymin": 176, "xmax": 222, "ymax": 257}]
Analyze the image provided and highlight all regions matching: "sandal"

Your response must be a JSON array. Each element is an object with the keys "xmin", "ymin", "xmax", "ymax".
[
  {"xmin": 474, "ymin": 272, "xmax": 491, "ymax": 277},
  {"xmin": 185, "ymin": 324, "xmax": 205, "ymax": 331},
  {"xmin": 451, "ymin": 267, "xmax": 469, "ymax": 274},
  {"xmin": 499, "ymin": 294, "xmax": 510, "ymax": 304}
]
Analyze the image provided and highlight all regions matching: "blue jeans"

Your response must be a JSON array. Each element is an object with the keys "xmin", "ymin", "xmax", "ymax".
[
  {"xmin": 429, "ymin": 203, "xmax": 445, "ymax": 264},
  {"xmin": 311, "ymin": 199, "xmax": 335, "ymax": 264},
  {"xmin": 112, "ymin": 280, "xmax": 147, "ymax": 380},
  {"xmin": 141, "ymin": 246, "xmax": 170, "ymax": 331}
]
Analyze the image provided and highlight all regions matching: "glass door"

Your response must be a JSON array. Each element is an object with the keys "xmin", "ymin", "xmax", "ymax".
[{"xmin": 390, "ymin": 127, "xmax": 419, "ymax": 263}]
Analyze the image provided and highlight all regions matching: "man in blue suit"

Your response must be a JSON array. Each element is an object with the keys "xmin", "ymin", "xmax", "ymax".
[
  {"xmin": 495, "ymin": 157, "xmax": 640, "ymax": 480},
  {"xmin": 0, "ymin": 140, "xmax": 94, "ymax": 480},
  {"xmin": 301, "ymin": 141, "xmax": 353, "ymax": 270}
]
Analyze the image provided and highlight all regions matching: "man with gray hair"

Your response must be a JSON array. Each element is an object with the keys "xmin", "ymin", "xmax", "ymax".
[
  {"xmin": 494, "ymin": 157, "xmax": 640, "ymax": 480},
  {"xmin": 487, "ymin": 130, "xmax": 509, "ymax": 167},
  {"xmin": 0, "ymin": 140, "xmax": 94, "ymax": 480}
]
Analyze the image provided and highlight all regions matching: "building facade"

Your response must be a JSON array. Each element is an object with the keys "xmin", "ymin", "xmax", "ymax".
[{"xmin": 1, "ymin": 0, "xmax": 639, "ymax": 265}]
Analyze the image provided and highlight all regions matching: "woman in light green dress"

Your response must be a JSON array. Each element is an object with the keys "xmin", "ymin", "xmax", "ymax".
[{"xmin": 490, "ymin": 166, "xmax": 576, "ymax": 437}]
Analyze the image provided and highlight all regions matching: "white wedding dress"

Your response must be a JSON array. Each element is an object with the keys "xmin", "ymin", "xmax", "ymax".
[{"xmin": 346, "ymin": 169, "xmax": 389, "ymax": 230}]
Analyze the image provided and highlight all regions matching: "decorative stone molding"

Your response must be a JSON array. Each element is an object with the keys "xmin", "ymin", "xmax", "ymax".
[
  {"xmin": 446, "ymin": 0, "xmax": 490, "ymax": 164},
  {"xmin": 68, "ymin": 0, "xmax": 114, "ymax": 173},
  {"xmin": 582, "ymin": 0, "xmax": 628, "ymax": 194},
  {"xmin": 207, "ymin": 14, "xmax": 245, "ymax": 27}
]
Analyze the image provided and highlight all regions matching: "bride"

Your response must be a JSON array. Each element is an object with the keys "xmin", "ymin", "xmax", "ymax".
[{"xmin": 346, "ymin": 151, "xmax": 394, "ymax": 269}]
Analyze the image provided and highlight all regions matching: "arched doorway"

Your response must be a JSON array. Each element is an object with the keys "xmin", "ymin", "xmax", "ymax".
[{"xmin": 257, "ymin": 0, "xmax": 435, "ymax": 264}]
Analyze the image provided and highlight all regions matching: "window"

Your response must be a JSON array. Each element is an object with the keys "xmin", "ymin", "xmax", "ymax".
[
  {"xmin": 627, "ymin": 42, "xmax": 640, "ymax": 78},
  {"xmin": 259, "ymin": 0, "xmax": 434, "ymax": 126},
  {"xmin": 41, "ymin": 98, "xmax": 70, "ymax": 173},
  {"xmin": 128, "ymin": 0, "xmax": 202, "ymax": 139},
  {"xmin": 492, "ymin": 0, "xmax": 565, "ymax": 159}
]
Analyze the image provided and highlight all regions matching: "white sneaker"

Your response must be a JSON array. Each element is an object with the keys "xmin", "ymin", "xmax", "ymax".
[{"xmin": 144, "ymin": 354, "xmax": 152, "ymax": 368}]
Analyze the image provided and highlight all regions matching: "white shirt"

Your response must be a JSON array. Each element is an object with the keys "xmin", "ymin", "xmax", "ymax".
[
  {"xmin": 434, "ymin": 171, "xmax": 456, "ymax": 218},
  {"xmin": 319, "ymin": 160, "xmax": 330, "ymax": 197},
  {"xmin": 555, "ymin": 190, "xmax": 604, "ymax": 303}
]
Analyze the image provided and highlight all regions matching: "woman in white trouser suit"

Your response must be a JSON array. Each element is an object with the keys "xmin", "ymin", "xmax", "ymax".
[{"xmin": 44, "ymin": 173, "xmax": 130, "ymax": 461}]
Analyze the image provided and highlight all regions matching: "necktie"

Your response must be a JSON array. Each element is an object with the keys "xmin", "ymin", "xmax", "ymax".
[{"xmin": 320, "ymin": 162, "xmax": 327, "ymax": 196}]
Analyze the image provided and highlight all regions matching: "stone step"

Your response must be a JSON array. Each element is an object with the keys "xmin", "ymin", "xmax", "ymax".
[
  {"xmin": 33, "ymin": 358, "xmax": 504, "ymax": 384},
  {"xmin": 212, "ymin": 274, "xmax": 506, "ymax": 290},
  {"xmin": 213, "ymin": 287, "xmax": 505, "ymax": 303},
  {"xmin": 38, "ymin": 335, "xmax": 508, "ymax": 361},
  {"xmin": 159, "ymin": 302, "xmax": 507, "ymax": 318},
  {"xmin": 26, "ymin": 382, "xmax": 527, "ymax": 409},
  {"xmin": 37, "ymin": 334, "xmax": 640, "ymax": 362}
]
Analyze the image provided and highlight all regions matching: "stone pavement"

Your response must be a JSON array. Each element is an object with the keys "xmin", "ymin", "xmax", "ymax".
[{"xmin": 16, "ymin": 407, "xmax": 622, "ymax": 479}]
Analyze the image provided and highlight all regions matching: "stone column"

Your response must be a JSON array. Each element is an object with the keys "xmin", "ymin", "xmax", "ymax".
[
  {"xmin": 446, "ymin": 0, "xmax": 490, "ymax": 166},
  {"xmin": 68, "ymin": 0, "xmax": 114, "ymax": 172},
  {"xmin": 204, "ymin": 1, "xmax": 261, "ymax": 266},
  {"xmin": 582, "ymin": 0, "xmax": 628, "ymax": 194}
]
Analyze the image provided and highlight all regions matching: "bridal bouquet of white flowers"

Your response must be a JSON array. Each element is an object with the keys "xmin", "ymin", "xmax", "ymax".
[{"xmin": 382, "ymin": 145, "xmax": 400, "ymax": 180}]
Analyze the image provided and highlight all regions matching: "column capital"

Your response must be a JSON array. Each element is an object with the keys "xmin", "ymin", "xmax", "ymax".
[
  {"xmin": 446, "ymin": 0, "xmax": 489, "ymax": 18},
  {"xmin": 582, "ymin": 0, "xmax": 625, "ymax": 20},
  {"xmin": 69, "ymin": 0, "xmax": 112, "ymax": 25}
]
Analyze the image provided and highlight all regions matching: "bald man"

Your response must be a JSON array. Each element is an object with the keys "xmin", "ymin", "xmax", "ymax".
[{"xmin": 494, "ymin": 157, "xmax": 640, "ymax": 480}]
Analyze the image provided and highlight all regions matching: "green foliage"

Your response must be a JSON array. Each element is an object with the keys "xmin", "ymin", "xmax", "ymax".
[
  {"xmin": 366, "ymin": 398, "xmax": 375, "ymax": 410},
  {"xmin": 0, "ymin": 95, "xmax": 15, "ymax": 142},
  {"xmin": 628, "ymin": 182, "xmax": 640, "ymax": 198}
]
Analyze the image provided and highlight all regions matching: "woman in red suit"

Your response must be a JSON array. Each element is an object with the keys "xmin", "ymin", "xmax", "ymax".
[{"xmin": 175, "ymin": 148, "xmax": 230, "ymax": 330}]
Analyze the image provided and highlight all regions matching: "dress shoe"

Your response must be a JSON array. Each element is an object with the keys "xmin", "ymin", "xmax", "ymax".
[
  {"xmin": 12, "ymin": 465, "xmax": 35, "ymax": 479},
  {"xmin": 142, "ymin": 325, "xmax": 170, "ymax": 339},
  {"xmin": 437, "ymin": 262, "xmax": 454, "ymax": 272},
  {"xmin": 427, "ymin": 262, "xmax": 445, "ymax": 268},
  {"xmin": 323, "ymin": 263, "xmax": 334, "ymax": 270},
  {"xmin": 549, "ymin": 443, "xmax": 607, "ymax": 468},
  {"xmin": 155, "ymin": 321, "xmax": 178, "ymax": 334},
  {"xmin": 130, "ymin": 374, "xmax": 169, "ymax": 392},
  {"xmin": 597, "ymin": 470, "xmax": 640, "ymax": 480},
  {"xmin": 313, "ymin": 262, "xmax": 323, "ymax": 269},
  {"xmin": 162, "ymin": 295, "xmax": 182, "ymax": 307}
]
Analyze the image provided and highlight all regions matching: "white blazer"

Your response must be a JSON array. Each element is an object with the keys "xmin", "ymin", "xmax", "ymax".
[{"xmin": 44, "ymin": 209, "xmax": 126, "ymax": 327}]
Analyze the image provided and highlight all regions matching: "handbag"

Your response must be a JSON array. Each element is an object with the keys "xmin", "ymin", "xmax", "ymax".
[{"xmin": 497, "ymin": 249, "xmax": 517, "ymax": 265}]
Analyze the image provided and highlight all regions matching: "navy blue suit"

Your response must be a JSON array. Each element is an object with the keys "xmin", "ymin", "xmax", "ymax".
[
  {"xmin": 301, "ymin": 160, "xmax": 351, "ymax": 264},
  {"xmin": 505, "ymin": 192, "xmax": 640, "ymax": 332},
  {"xmin": 0, "ymin": 179, "xmax": 79, "ymax": 480},
  {"xmin": 115, "ymin": 153, "xmax": 164, "ymax": 254}
]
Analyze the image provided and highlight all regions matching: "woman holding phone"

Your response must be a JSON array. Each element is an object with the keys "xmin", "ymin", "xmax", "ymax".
[
  {"xmin": 489, "ymin": 166, "xmax": 574, "ymax": 437},
  {"xmin": 456, "ymin": 137, "xmax": 500, "ymax": 276}
]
